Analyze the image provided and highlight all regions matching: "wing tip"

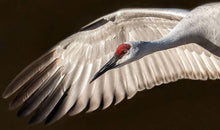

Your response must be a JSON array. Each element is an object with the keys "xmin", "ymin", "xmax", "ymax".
[
  {"xmin": 17, "ymin": 110, "xmax": 25, "ymax": 118},
  {"xmin": 2, "ymin": 91, "xmax": 9, "ymax": 99},
  {"xmin": 28, "ymin": 113, "xmax": 55, "ymax": 126},
  {"xmin": 28, "ymin": 114, "xmax": 44, "ymax": 125},
  {"xmin": 9, "ymin": 101, "xmax": 17, "ymax": 110},
  {"xmin": 28, "ymin": 117, "xmax": 38, "ymax": 125},
  {"xmin": 45, "ymin": 118, "xmax": 55, "ymax": 126},
  {"xmin": 2, "ymin": 84, "xmax": 14, "ymax": 99}
]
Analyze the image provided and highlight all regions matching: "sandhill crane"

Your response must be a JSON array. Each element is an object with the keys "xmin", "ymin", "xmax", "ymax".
[{"xmin": 2, "ymin": 2, "xmax": 220, "ymax": 125}]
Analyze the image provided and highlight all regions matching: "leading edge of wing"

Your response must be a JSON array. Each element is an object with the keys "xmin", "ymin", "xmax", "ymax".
[{"xmin": 80, "ymin": 8, "xmax": 189, "ymax": 31}]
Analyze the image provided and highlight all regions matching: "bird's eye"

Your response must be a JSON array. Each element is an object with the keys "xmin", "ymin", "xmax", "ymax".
[{"xmin": 122, "ymin": 50, "xmax": 127, "ymax": 54}]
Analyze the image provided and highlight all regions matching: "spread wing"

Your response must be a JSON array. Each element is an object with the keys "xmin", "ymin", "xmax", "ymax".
[{"xmin": 4, "ymin": 8, "xmax": 218, "ymax": 125}]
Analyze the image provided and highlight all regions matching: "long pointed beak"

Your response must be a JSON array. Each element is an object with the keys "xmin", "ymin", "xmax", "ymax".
[{"xmin": 90, "ymin": 55, "xmax": 119, "ymax": 83}]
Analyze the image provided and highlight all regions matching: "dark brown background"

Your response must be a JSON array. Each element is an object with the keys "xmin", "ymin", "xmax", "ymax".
[{"xmin": 1, "ymin": 0, "xmax": 220, "ymax": 130}]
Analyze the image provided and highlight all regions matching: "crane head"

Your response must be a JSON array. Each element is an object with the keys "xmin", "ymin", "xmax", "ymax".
[
  {"xmin": 90, "ymin": 43, "xmax": 134, "ymax": 83},
  {"xmin": 115, "ymin": 43, "xmax": 131, "ymax": 57}
]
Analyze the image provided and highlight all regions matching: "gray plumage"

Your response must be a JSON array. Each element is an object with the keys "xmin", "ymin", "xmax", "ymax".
[{"xmin": 2, "ymin": 2, "xmax": 220, "ymax": 125}]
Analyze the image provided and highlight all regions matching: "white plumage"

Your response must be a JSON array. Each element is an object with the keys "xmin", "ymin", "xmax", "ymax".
[{"xmin": 2, "ymin": 2, "xmax": 220, "ymax": 124}]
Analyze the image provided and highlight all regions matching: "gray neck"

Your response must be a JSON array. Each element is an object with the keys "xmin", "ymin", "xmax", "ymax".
[
  {"xmin": 138, "ymin": 29, "xmax": 220, "ymax": 58},
  {"xmin": 139, "ymin": 30, "xmax": 201, "ymax": 57},
  {"xmin": 135, "ymin": 2, "xmax": 220, "ymax": 58}
]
